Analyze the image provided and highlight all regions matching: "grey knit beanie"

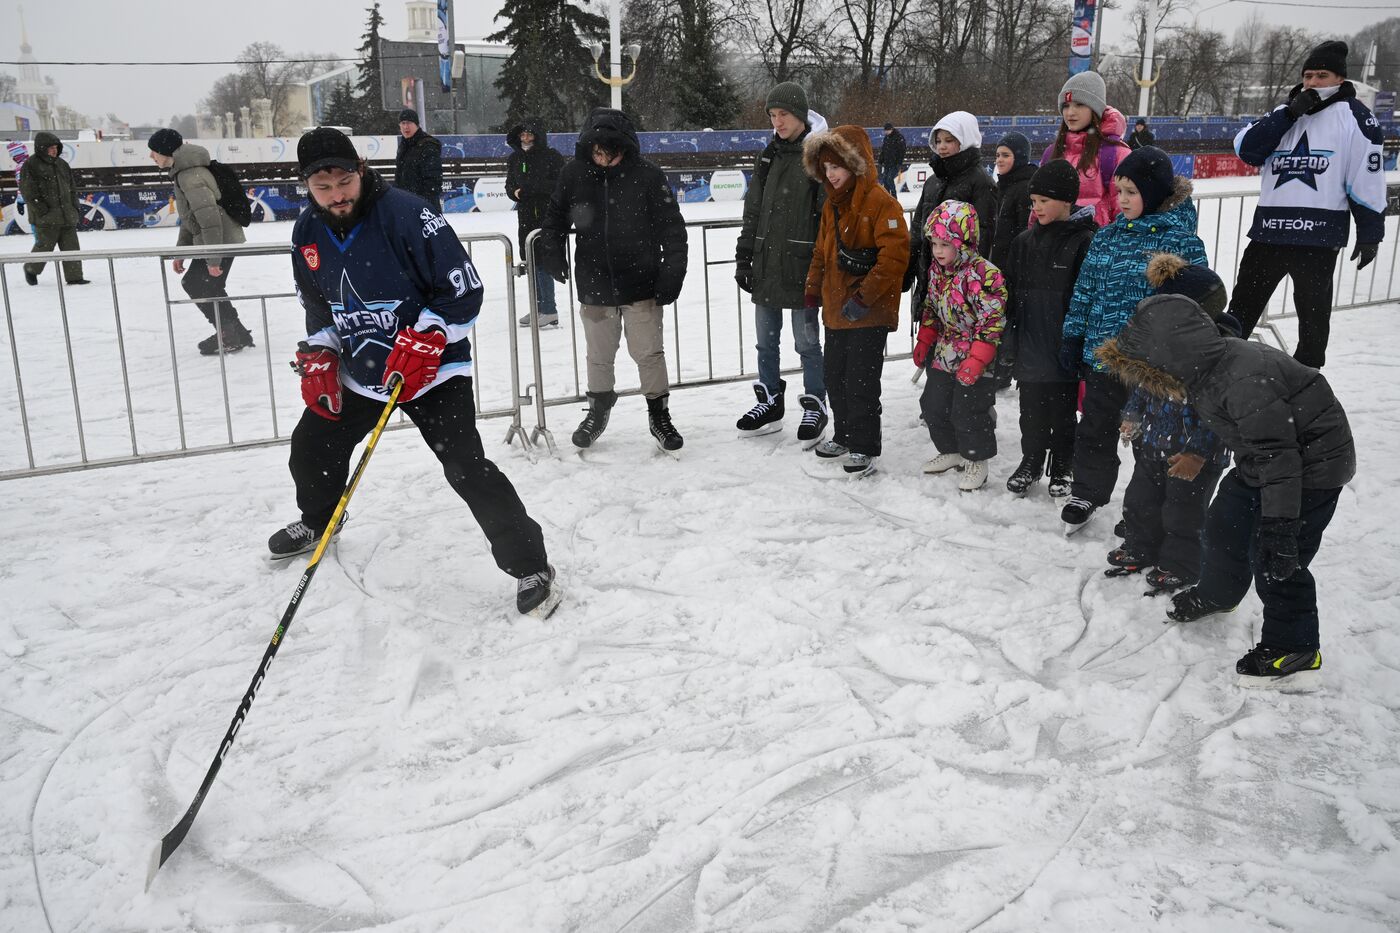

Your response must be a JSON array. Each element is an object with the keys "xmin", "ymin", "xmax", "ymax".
[
  {"xmin": 1058, "ymin": 71, "xmax": 1107, "ymax": 118},
  {"xmin": 765, "ymin": 82, "xmax": 810, "ymax": 125}
]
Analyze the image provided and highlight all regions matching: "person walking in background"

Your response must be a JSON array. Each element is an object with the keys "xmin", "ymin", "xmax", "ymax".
[
  {"xmin": 1128, "ymin": 119, "xmax": 1155, "ymax": 150},
  {"xmin": 506, "ymin": 119, "xmax": 565, "ymax": 328},
  {"xmin": 19, "ymin": 131, "xmax": 89, "ymax": 287},
  {"xmin": 1059, "ymin": 146, "xmax": 1208, "ymax": 534},
  {"xmin": 538, "ymin": 108, "xmax": 688, "ymax": 453},
  {"xmin": 999, "ymin": 160, "xmax": 1096, "ymax": 501},
  {"xmin": 147, "ymin": 128, "xmax": 254, "ymax": 356},
  {"xmin": 803, "ymin": 124, "xmax": 910, "ymax": 478},
  {"xmin": 914, "ymin": 200, "xmax": 1007, "ymax": 492},
  {"xmin": 910, "ymin": 111, "xmax": 996, "ymax": 315},
  {"xmin": 1107, "ymin": 292, "xmax": 1354, "ymax": 689},
  {"xmin": 1228, "ymin": 40, "xmax": 1385, "ymax": 369},
  {"xmin": 1040, "ymin": 71, "xmax": 1131, "ymax": 227},
  {"xmin": 733, "ymin": 81, "xmax": 828, "ymax": 447},
  {"xmin": 394, "ymin": 108, "xmax": 443, "ymax": 212},
  {"xmin": 877, "ymin": 122, "xmax": 906, "ymax": 197},
  {"xmin": 276, "ymin": 127, "xmax": 560, "ymax": 618}
]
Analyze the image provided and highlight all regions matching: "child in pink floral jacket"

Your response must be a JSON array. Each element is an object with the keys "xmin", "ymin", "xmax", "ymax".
[{"xmin": 914, "ymin": 199, "xmax": 1008, "ymax": 491}]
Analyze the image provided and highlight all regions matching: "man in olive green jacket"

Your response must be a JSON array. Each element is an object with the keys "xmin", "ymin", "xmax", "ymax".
[
  {"xmin": 148, "ymin": 129, "xmax": 253, "ymax": 355},
  {"xmin": 734, "ymin": 82, "xmax": 827, "ymax": 446},
  {"xmin": 19, "ymin": 132, "xmax": 89, "ymax": 286}
]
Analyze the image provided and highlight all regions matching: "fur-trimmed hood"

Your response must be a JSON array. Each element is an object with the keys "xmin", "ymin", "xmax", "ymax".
[
  {"xmin": 802, "ymin": 124, "xmax": 873, "ymax": 183},
  {"xmin": 1095, "ymin": 294, "xmax": 1228, "ymax": 400},
  {"xmin": 1153, "ymin": 174, "xmax": 1193, "ymax": 216}
]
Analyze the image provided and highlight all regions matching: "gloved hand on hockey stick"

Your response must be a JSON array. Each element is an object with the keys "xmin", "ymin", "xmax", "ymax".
[
  {"xmin": 383, "ymin": 326, "xmax": 447, "ymax": 401},
  {"xmin": 292, "ymin": 342, "xmax": 341, "ymax": 421}
]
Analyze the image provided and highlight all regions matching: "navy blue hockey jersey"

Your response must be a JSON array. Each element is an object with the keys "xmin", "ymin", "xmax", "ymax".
[{"xmin": 292, "ymin": 179, "xmax": 483, "ymax": 400}]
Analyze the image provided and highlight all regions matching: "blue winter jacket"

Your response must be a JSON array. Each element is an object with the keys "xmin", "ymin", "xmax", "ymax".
[
  {"xmin": 1063, "ymin": 177, "xmax": 1208, "ymax": 372},
  {"xmin": 1122, "ymin": 388, "xmax": 1230, "ymax": 468}
]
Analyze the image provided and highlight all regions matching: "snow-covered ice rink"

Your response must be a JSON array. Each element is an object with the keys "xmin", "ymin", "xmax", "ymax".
[{"xmin": 2, "ymin": 184, "xmax": 1399, "ymax": 931}]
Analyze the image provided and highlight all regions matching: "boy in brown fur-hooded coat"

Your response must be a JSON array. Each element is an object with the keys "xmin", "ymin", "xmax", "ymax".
[{"xmin": 802, "ymin": 125, "xmax": 910, "ymax": 473}]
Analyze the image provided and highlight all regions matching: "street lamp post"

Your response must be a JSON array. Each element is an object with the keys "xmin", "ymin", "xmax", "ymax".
[{"xmin": 589, "ymin": 0, "xmax": 640, "ymax": 110}]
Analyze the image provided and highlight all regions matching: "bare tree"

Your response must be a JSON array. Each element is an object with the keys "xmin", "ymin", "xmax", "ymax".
[
  {"xmin": 0, "ymin": 72, "xmax": 16, "ymax": 103},
  {"xmin": 736, "ymin": 0, "xmax": 832, "ymax": 84},
  {"xmin": 839, "ymin": 0, "xmax": 918, "ymax": 91}
]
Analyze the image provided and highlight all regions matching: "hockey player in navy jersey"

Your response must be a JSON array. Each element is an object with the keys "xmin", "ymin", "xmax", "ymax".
[
  {"xmin": 270, "ymin": 127, "xmax": 560, "ymax": 618},
  {"xmin": 1229, "ymin": 40, "xmax": 1386, "ymax": 369}
]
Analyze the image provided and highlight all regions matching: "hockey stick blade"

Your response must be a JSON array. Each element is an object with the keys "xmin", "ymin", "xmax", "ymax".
[{"xmin": 146, "ymin": 378, "xmax": 402, "ymax": 889}]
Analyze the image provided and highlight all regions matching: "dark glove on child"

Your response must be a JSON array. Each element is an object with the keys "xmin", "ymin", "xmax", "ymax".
[
  {"xmin": 1058, "ymin": 336, "xmax": 1085, "ymax": 375},
  {"xmin": 1258, "ymin": 517, "xmax": 1301, "ymax": 583},
  {"xmin": 735, "ymin": 265, "xmax": 753, "ymax": 293},
  {"xmin": 1351, "ymin": 242, "xmax": 1378, "ymax": 271},
  {"xmin": 841, "ymin": 295, "xmax": 871, "ymax": 323},
  {"xmin": 1285, "ymin": 88, "xmax": 1322, "ymax": 120}
]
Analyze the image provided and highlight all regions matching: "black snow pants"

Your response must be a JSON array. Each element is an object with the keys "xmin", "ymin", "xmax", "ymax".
[
  {"xmin": 1227, "ymin": 240, "xmax": 1339, "ymax": 369},
  {"xmin": 824, "ymin": 327, "xmax": 886, "ymax": 457},
  {"xmin": 1122, "ymin": 446, "xmax": 1224, "ymax": 579}
]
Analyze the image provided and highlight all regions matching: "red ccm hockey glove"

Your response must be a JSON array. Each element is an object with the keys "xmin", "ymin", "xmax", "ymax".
[
  {"xmin": 383, "ymin": 326, "xmax": 448, "ymax": 401},
  {"xmin": 955, "ymin": 341, "xmax": 997, "ymax": 386},
  {"xmin": 292, "ymin": 342, "xmax": 341, "ymax": 421}
]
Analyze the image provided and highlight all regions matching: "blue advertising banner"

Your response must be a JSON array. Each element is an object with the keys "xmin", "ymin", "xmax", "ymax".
[
  {"xmin": 438, "ymin": 0, "xmax": 452, "ymax": 94},
  {"xmin": 1069, "ymin": 0, "xmax": 1097, "ymax": 76}
]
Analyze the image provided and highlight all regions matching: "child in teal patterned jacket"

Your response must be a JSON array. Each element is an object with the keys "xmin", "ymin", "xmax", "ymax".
[{"xmin": 1058, "ymin": 147, "xmax": 1207, "ymax": 533}]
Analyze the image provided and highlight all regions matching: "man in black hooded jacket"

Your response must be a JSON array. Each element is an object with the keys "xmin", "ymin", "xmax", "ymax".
[
  {"xmin": 1098, "ymin": 294, "xmax": 1355, "ymax": 688},
  {"xmin": 506, "ymin": 119, "xmax": 565, "ymax": 327},
  {"xmin": 538, "ymin": 108, "xmax": 688, "ymax": 453}
]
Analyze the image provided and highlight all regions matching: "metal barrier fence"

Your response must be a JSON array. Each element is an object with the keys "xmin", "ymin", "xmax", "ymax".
[
  {"xmin": 520, "ymin": 187, "xmax": 1400, "ymax": 449},
  {"xmin": 2, "ymin": 188, "xmax": 1396, "ymax": 478},
  {"xmin": 0, "ymin": 234, "xmax": 530, "ymax": 479}
]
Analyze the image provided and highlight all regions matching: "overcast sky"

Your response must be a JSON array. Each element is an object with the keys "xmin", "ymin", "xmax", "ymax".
[{"xmin": 1, "ymin": 0, "xmax": 1395, "ymax": 127}]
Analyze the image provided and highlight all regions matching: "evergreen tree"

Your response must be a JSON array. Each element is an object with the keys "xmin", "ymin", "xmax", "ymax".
[
  {"xmin": 352, "ymin": 2, "xmax": 400, "ymax": 134},
  {"xmin": 672, "ymin": 0, "xmax": 739, "ymax": 129},
  {"xmin": 320, "ymin": 81, "xmax": 362, "ymax": 132},
  {"xmin": 487, "ymin": 0, "xmax": 610, "ymax": 131}
]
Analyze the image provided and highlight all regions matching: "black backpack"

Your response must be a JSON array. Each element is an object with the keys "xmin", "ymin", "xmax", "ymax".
[{"xmin": 205, "ymin": 160, "xmax": 254, "ymax": 227}]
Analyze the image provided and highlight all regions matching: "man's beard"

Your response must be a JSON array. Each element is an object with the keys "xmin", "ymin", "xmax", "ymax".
[{"xmin": 316, "ymin": 194, "xmax": 367, "ymax": 235}]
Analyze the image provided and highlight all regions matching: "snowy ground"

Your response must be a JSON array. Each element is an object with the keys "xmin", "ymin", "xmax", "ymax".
[{"xmin": 3, "ymin": 182, "xmax": 1400, "ymax": 932}]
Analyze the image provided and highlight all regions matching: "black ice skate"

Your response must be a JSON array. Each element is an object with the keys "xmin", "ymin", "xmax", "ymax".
[
  {"xmin": 1061, "ymin": 497, "xmax": 1097, "ymax": 535},
  {"xmin": 1144, "ymin": 567, "xmax": 1193, "ymax": 595},
  {"xmin": 1103, "ymin": 547, "xmax": 1150, "ymax": 577},
  {"xmin": 268, "ymin": 513, "xmax": 347, "ymax": 560},
  {"xmin": 1164, "ymin": 587, "xmax": 1236, "ymax": 624},
  {"xmin": 737, "ymin": 379, "xmax": 785, "ymax": 436},
  {"xmin": 1047, "ymin": 454, "xmax": 1072, "ymax": 499},
  {"xmin": 796, "ymin": 394, "xmax": 829, "ymax": 449},
  {"xmin": 1006, "ymin": 454, "xmax": 1044, "ymax": 497},
  {"xmin": 648, "ymin": 393, "xmax": 684, "ymax": 452},
  {"xmin": 572, "ymin": 391, "xmax": 617, "ymax": 449},
  {"xmin": 517, "ymin": 564, "xmax": 562, "ymax": 619},
  {"xmin": 1235, "ymin": 644, "xmax": 1322, "ymax": 689}
]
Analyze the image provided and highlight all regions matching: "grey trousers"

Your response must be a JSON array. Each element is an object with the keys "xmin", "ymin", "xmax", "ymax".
[{"xmin": 580, "ymin": 300, "xmax": 670, "ymax": 398}]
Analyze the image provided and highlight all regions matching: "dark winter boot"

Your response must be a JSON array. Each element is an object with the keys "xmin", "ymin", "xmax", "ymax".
[
  {"xmin": 1103, "ymin": 546, "xmax": 1150, "ymax": 577},
  {"xmin": 647, "ymin": 393, "xmax": 683, "ymax": 452},
  {"xmin": 1144, "ymin": 567, "xmax": 1193, "ymax": 593},
  {"xmin": 1047, "ymin": 453, "xmax": 1072, "ymax": 499},
  {"xmin": 1006, "ymin": 453, "xmax": 1044, "ymax": 497},
  {"xmin": 516, "ymin": 564, "xmax": 562, "ymax": 618},
  {"xmin": 571, "ymin": 391, "xmax": 617, "ymax": 449},
  {"xmin": 198, "ymin": 320, "xmax": 255, "ymax": 356},
  {"xmin": 1165, "ymin": 587, "xmax": 1237, "ymax": 624},
  {"xmin": 737, "ymin": 379, "xmax": 785, "ymax": 436}
]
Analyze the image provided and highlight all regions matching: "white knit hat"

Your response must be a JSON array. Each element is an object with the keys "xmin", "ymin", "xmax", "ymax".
[{"xmin": 929, "ymin": 111, "xmax": 982, "ymax": 150}]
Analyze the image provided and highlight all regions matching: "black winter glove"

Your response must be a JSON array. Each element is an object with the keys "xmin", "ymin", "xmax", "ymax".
[
  {"xmin": 1351, "ymin": 242, "xmax": 1378, "ymax": 271},
  {"xmin": 1258, "ymin": 517, "xmax": 1301, "ymax": 583},
  {"xmin": 1058, "ymin": 336, "xmax": 1085, "ymax": 375},
  {"xmin": 656, "ymin": 287, "xmax": 681, "ymax": 307},
  {"xmin": 735, "ymin": 264, "xmax": 753, "ymax": 293},
  {"xmin": 1285, "ymin": 88, "xmax": 1322, "ymax": 121}
]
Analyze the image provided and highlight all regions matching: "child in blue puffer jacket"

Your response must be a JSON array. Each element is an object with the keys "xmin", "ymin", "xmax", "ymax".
[
  {"xmin": 1058, "ymin": 147, "xmax": 1207, "ymax": 534},
  {"xmin": 1106, "ymin": 256, "xmax": 1232, "ymax": 593}
]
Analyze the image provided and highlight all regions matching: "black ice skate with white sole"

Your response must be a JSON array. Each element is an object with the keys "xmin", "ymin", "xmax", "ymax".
[
  {"xmin": 647, "ymin": 393, "xmax": 683, "ymax": 456},
  {"xmin": 796, "ymin": 394, "xmax": 829, "ymax": 450},
  {"xmin": 517, "ymin": 564, "xmax": 562, "ymax": 619},
  {"xmin": 1047, "ymin": 455, "xmax": 1072, "ymax": 499},
  {"xmin": 1235, "ymin": 644, "xmax": 1321, "ymax": 690},
  {"xmin": 1005, "ymin": 454, "xmax": 1043, "ymax": 497},
  {"xmin": 267, "ymin": 514, "xmax": 347, "ymax": 560},
  {"xmin": 1061, "ymin": 497, "xmax": 1097, "ymax": 536},
  {"xmin": 737, "ymin": 379, "xmax": 785, "ymax": 437}
]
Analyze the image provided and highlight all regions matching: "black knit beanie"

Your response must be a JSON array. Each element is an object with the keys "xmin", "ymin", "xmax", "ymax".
[
  {"xmin": 1029, "ymin": 159, "xmax": 1080, "ymax": 204},
  {"xmin": 1114, "ymin": 146, "xmax": 1175, "ymax": 216},
  {"xmin": 765, "ymin": 82, "xmax": 809, "ymax": 125},
  {"xmin": 147, "ymin": 129, "xmax": 183, "ymax": 157},
  {"xmin": 997, "ymin": 132, "xmax": 1031, "ymax": 169},
  {"xmin": 398, "ymin": 108, "xmax": 420, "ymax": 125},
  {"xmin": 1302, "ymin": 41, "xmax": 1347, "ymax": 77}
]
